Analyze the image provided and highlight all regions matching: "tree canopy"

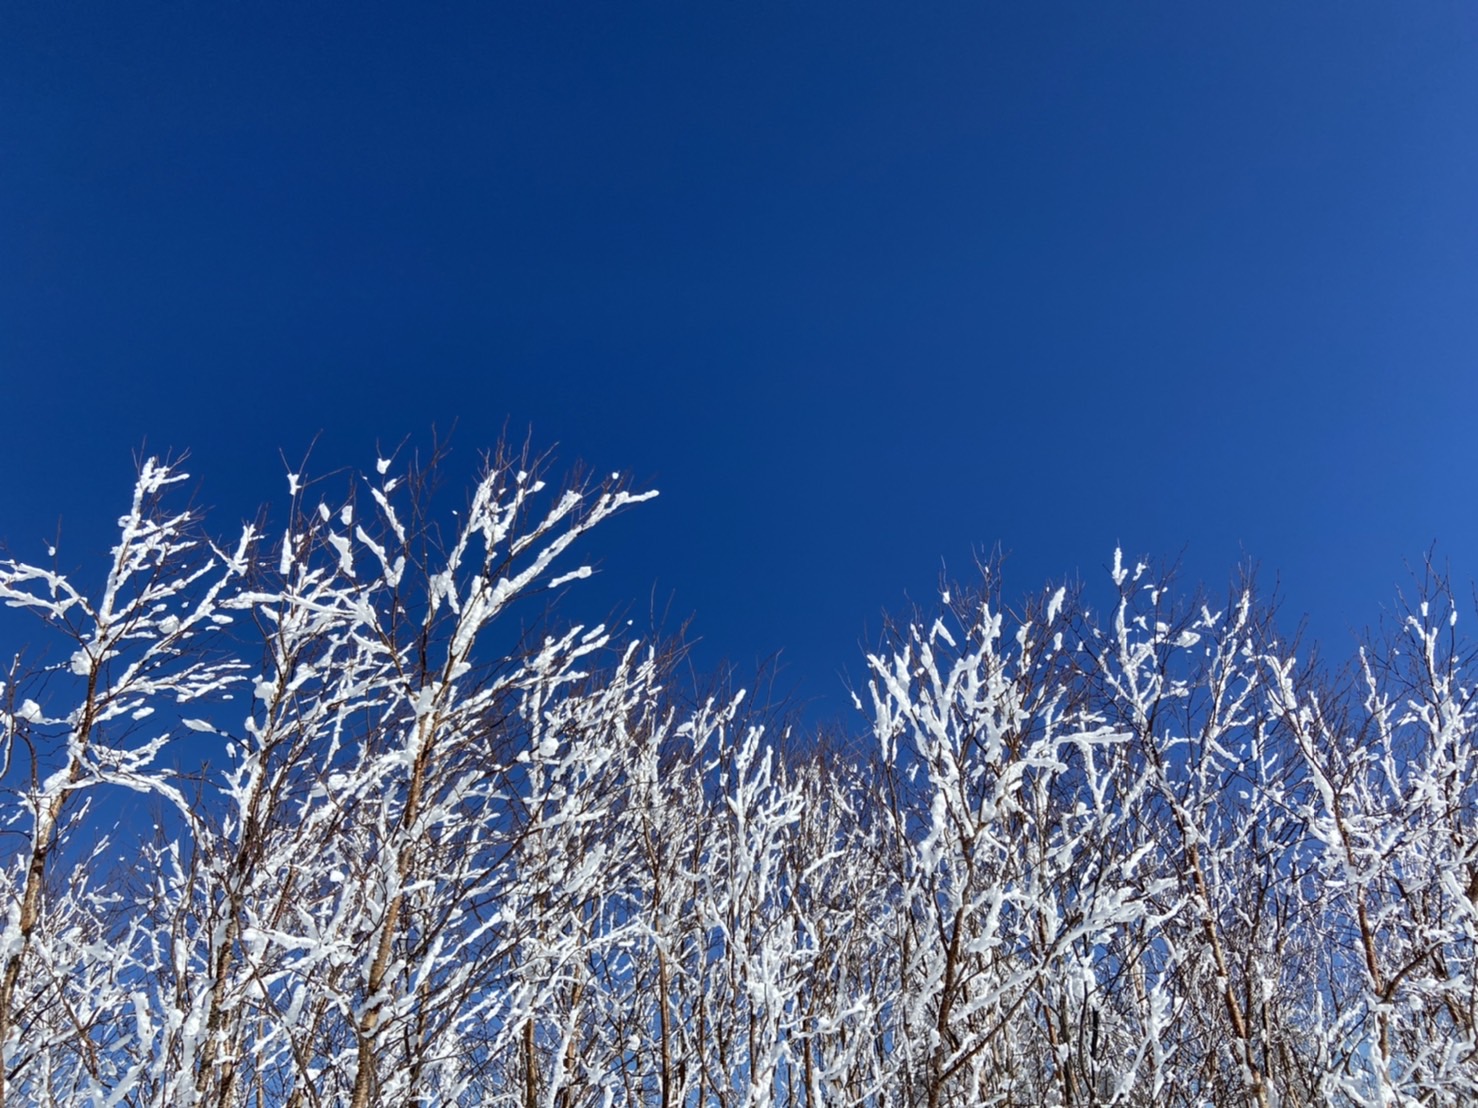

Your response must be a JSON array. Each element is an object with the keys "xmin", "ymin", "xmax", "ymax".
[{"xmin": 3, "ymin": 445, "xmax": 1475, "ymax": 1106}]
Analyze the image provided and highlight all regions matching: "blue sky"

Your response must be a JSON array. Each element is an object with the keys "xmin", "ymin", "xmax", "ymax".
[{"xmin": 3, "ymin": 2, "xmax": 1476, "ymax": 721}]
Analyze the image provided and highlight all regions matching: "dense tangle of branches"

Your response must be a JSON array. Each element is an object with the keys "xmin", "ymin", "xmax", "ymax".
[{"xmin": 2, "ymin": 445, "xmax": 1475, "ymax": 1106}]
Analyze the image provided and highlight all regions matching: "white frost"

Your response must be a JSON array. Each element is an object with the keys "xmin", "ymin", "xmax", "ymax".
[{"xmin": 548, "ymin": 566, "xmax": 593, "ymax": 589}]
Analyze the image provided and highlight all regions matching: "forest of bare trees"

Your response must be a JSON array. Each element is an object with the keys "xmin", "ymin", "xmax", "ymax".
[{"xmin": 2, "ymin": 446, "xmax": 1475, "ymax": 1106}]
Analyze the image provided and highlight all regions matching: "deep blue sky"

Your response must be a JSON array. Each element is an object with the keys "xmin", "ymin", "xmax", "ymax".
[{"xmin": 3, "ymin": 2, "xmax": 1476, "ymax": 721}]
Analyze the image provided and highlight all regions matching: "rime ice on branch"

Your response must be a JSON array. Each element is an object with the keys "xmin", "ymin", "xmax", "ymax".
[{"xmin": 2, "ymin": 453, "xmax": 1477, "ymax": 1107}]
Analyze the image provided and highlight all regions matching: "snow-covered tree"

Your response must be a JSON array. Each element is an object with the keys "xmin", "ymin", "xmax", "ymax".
[
  {"xmin": 6, "ymin": 446, "xmax": 1478, "ymax": 1107},
  {"xmin": 1269, "ymin": 576, "xmax": 1478, "ymax": 1105}
]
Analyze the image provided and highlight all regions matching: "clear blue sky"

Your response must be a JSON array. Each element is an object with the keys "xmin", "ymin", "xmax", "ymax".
[{"xmin": 3, "ymin": 2, "xmax": 1476, "ymax": 721}]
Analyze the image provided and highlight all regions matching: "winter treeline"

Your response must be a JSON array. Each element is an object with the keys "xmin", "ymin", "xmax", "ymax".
[{"xmin": 2, "ymin": 448, "xmax": 1476, "ymax": 1107}]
